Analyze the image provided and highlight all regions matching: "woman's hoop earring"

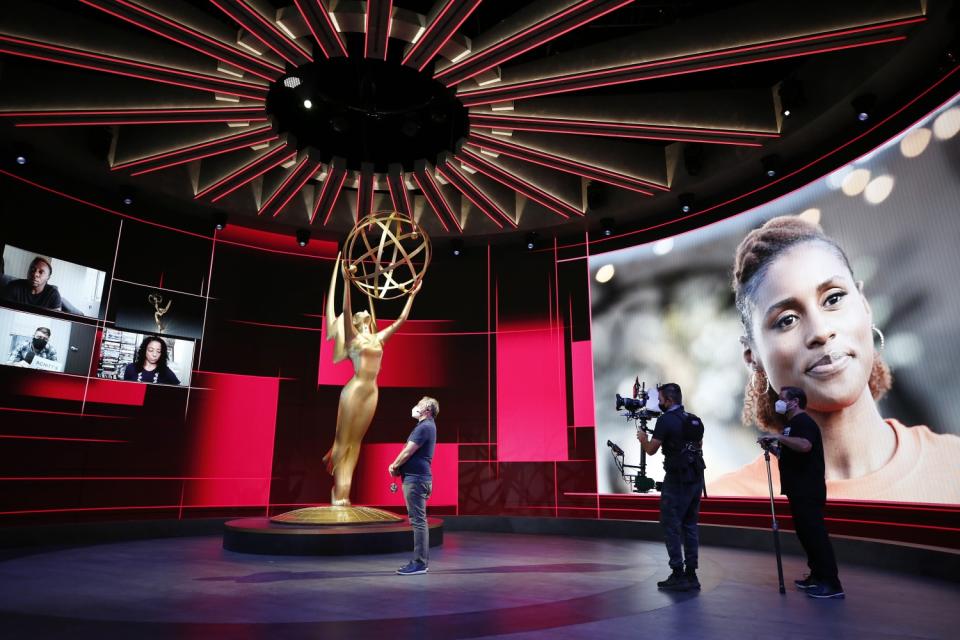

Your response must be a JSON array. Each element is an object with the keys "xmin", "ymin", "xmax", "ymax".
[
  {"xmin": 872, "ymin": 324, "xmax": 885, "ymax": 351},
  {"xmin": 751, "ymin": 368, "xmax": 773, "ymax": 394}
]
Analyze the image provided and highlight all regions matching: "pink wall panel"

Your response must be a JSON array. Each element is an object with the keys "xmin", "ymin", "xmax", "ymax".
[
  {"xmin": 183, "ymin": 372, "xmax": 279, "ymax": 506},
  {"xmin": 353, "ymin": 442, "xmax": 459, "ymax": 506},
  {"xmin": 571, "ymin": 340, "xmax": 596, "ymax": 427},
  {"xmin": 496, "ymin": 321, "xmax": 568, "ymax": 461}
]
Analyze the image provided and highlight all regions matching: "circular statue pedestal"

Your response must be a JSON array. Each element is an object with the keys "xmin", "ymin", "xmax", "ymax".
[{"xmin": 223, "ymin": 516, "xmax": 444, "ymax": 556}]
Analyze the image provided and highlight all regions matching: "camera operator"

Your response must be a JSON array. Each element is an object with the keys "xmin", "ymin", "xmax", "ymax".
[
  {"xmin": 638, "ymin": 382, "xmax": 705, "ymax": 591},
  {"xmin": 757, "ymin": 386, "xmax": 844, "ymax": 599}
]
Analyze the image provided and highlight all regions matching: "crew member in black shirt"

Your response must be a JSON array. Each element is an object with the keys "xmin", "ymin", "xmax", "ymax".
[
  {"xmin": 638, "ymin": 382, "xmax": 705, "ymax": 591},
  {"xmin": 758, "ymin": 386, "xmax": 844, "ymax": 599}
]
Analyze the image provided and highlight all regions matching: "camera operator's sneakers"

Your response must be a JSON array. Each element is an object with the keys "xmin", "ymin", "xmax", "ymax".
[
  {"xmin": 794, "ymin": 574, "xmax": 817, "ymax": 590},
  {"xmin": 684, "ymin": 567, "xmax": 701, "ymax": 590},
  {"xmin": 657, "ymin": 568, "xmax": 688, "ymax": 591},
  {"xmin": 396, "ymin": 561, "xmax": 428, "ymax": 576},
  {"xmin": 806, "ymin": 582, "xmax": 845, "ymax": 599}
]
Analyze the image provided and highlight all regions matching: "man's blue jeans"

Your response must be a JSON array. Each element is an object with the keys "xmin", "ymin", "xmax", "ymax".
[
  {"xmin": 659, "ymin": 478, "xmax": 703, "ymax": 570},
  {"xmin": 402, "ymin": 477, "xmax": 432, "ymax": 565}
]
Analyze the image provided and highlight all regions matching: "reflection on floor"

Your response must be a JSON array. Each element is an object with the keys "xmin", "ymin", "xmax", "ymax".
[{"xmin": 0, "ymin": 531, "xmax": 956, "ymax": 639}]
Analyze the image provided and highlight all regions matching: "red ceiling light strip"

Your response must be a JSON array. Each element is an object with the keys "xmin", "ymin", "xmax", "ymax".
[
  {"xmin": 314, "ymin": 163, "xmax": 349, "ymax": 225},
  {"xmin": 209, "ymin": 0, "xmax": 312, "ymax": 67},
  {"xmin": 402, "ymin": 0, "xmax": 482, "ymax": 71},
  {"xmin": 467, "ymin": 133, "xmax": 659, "ymax": 195},
  {"xmin": 411, "ymin": 166, "xmax": 455, "ymax": 232},
  {"xmin": 76, "ymin": 0, "xmax": 283, "ymax": 81},
  {"xmin": 260, "ymin": 157, "xmax": 323, "ymax": 218},
  {"xmin": 456, "ymin": 149, "xmax": 583, "ymax": 219},
  {"xmin": 4, "ymin": 106, "xmax": 267, "ymax": 127},
  {"xmin": 435, "ymin": 162, "xmax": 514, "ymax": 229},
  {"xmin": 194, "ymin": 145, "xmax": 294, "ymax": 200},
  {"xmin": 386, "ymin": 168, "xmax": 412, "ymax": 217},
  {"xmin": 364, "ymin": 0, "xmax": 393, "ymax": 60},
  {"xmin": 292, "ymin": 0, "xmax": 348, "ymax": 58},
  {"xmin": 113, "ymin": 127, "xmax": 276, "ymax": 173},
  {"xmin": 457, "ymin": 17, "xmax": 923, "ymax": 105},
  {"xmin": 469, "ymin": 113, "xmax": 774, "ymax": 146},
  {"xmin": 0, "ymin": 35, "xmax": 268, "ymax": 100},
  {"xmin": 436, "ymin": 0, "xmax": 634, "ymax": 86}
]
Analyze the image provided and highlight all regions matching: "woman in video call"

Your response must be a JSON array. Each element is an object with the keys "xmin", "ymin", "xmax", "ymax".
[
  {"xmin": 709, "ymin": 216, "xmax": 960, "ymax": 503},
  {"xmin": 323, "ymin": 252, "xmax": 420, "ymax": 506},
  {"xmin": 122, "ymin": 336, "xmax": 180, "ymax": 386}
]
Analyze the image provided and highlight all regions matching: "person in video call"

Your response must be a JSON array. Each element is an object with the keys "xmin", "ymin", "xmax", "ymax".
[
  {"xmin": 710, "ymin": 215, "xmax": 960, "ymax": 503},
  {"xmin": 122, "ymin": 336, "xmax": 180, "ymax": 385},
  {"xmin": 638, "ymin": 383, "xmax": 706, "ymax": 592},
  {"xmin": 1, "ymin": 256, "xmax": 63, "ymax": 311},
  {"xmin": 8, "ymin": 326, "xmax": 58, "ymax": 366},
  {"xmin": 388, "ymin": 396, "xmax": 439, "ymax": 576},
  {"xmin": 758, "ymin": 386, "xmax": 844, "ymax": 599}
]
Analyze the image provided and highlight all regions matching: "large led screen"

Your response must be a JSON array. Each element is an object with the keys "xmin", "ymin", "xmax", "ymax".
[{"xmin": 590, "ymin": 96, "xmax": 960, "ymax": 504}]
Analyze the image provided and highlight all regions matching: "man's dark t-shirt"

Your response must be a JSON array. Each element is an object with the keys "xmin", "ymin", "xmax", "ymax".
[
  {"xmin": 2, "ymin": 280, "xmax": 62, "ymax": 311},
  {"xmin": 652, "ymin": 404, "xmax": 703, "ymax": 481},
  {"xmin": 778, "ymin": 412, "xmax": 826, "ymax": 499},
  {"xmin": 400, "ymin": 417, "xmax": 436, "ymax": 480}
]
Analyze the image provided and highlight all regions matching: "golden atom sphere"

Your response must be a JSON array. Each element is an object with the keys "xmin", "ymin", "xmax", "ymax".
[{"xmin": 342, "ymin": 211, "xmax": 431, "ymax": 301}]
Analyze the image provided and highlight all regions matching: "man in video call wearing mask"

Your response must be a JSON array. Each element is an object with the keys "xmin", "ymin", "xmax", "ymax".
[
  {"xmin": 758, "ymin": 386, "xmax": 844, "ymax": 600},
  {"xmin": 8, "ymin": 327, "xmax": 58, "ymax": 366}
]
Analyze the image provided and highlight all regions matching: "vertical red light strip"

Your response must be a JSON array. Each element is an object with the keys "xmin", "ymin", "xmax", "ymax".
[{"xmin": 320, "ymin": 169, "xmax": 348, "ymax": 225}]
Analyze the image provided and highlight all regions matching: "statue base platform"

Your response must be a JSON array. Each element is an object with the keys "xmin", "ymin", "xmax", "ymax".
[
  {"xmin": 223, "ymin": 516, "xmax": 444, "ymax": 555},
  {"xmin": 269, "ymin": 505, "xmax": 403, "ymax": 525}
]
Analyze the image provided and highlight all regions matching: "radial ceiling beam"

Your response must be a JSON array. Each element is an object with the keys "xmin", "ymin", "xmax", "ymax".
[
  {"xmin": 292, "ymin": 0, "xmax": 348, "ymax": 58},
  {"xmin": 210, "ymin": 0, "xmax": 312, "ymax": 67},
  {"xmin": 457, "ymin": 17, "xmax": 924, "ymax": 106},
  {"xmin": 364, "ymin": 0, "xmax": 393, "ymax": 60},
  {"xmin": 455, "ymin": 149, "xmax": 583, "ymax": 219},
  {"xmin": 260, "ymin": 154, "xmax": 324, "ymax": 218},
  {"xmin": 0, "ymin": 35, "xmax": 268, "ymax": 101},
  {"xmin": 467, "ymin": 132, "xmax": 660, "ymax": 194},
  {"xmin": 387, "ymin": 164, "xmax": 412, "ymax": 218},
  {"xmin": 413, "ymin": 161, "xmax": 458, "ymax": 232},
  {"xmin": 468, "ymin": 113, "xmax": 776, "ymax": 147},
  {"xmin": 401, "ymin": 0, "xmax": 482, "ymax": 71},
  {"xmin": 76, "ymin": 0, "xmax": 284, "ymax": 81},
  {"xmin": 196, "ymin": 144, "xmax": 296, "ymax": 202},
  {"xmin": 313, "ymin": 157, "xmax": 349, "ymax": 225},
  {"xmin": 113, "ymin": 125, "xmax": 278, "ymax": 175},
  {"xmin": 435, "ymin": 0, "xmax": 634, "ymax": 87},
  {"xmin": 435, "ymin": 158, "xmax": 515, "ymax": 229},
  {"xmin": 2, "ymin": 106, "xmax": 267, "ymax": 127},
  {"xmin": 356, "ymin": 163, "xmax": 376, "ymax": 220}
]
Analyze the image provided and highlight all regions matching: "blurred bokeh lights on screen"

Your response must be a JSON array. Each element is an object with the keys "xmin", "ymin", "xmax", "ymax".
[
  {"xmin": 841, "ymin": 168, "xmax": 872, "ymax": 196},
  {"xmin": 595, "ymin": 264, "xmax": 615, "ymax": 283},
  {"xmin": 864, "ymin": 175, "xmax": 895, "ymax": 204}
]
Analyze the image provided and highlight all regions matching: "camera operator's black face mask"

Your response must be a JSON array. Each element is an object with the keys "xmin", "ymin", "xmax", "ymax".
[{"xmin": 33, "ymin": 337, "xmax": 48, "ymax": 350}]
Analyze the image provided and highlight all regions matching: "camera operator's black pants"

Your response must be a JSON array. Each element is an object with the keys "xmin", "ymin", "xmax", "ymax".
[
  {"xmin": 659, "ymin": 478, "xmax": 703, "ymax": 570},
  {"xmin": 788, "ymin": 494, "xmax": 840, "ymax": 585}
]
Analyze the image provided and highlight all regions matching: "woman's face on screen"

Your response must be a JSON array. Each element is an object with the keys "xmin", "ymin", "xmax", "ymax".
[
  {"xmin": 749, "ymin": 241, "xmax": 875, "ymax": 413},
  {"xmin": 145, "ymin": 341, "xmax": 163, "ymax": 365}
]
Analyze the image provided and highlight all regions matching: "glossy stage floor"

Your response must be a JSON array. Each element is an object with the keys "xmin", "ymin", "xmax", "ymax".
[{"xmin": 0, "ymin": 530, "xmax": 956, "ymax": 639}]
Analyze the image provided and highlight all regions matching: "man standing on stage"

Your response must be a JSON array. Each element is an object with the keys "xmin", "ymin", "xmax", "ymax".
[
  {"xmin": 758, "ymin": 386, "xmax": 844, "ymax": 599},
  {"xmin": 389, "ymin": 396, "xmax": 438, "ymax": 576},
  {"xmin": 638, "ymin": 383, "xmax": 706, "ymax": 591}
]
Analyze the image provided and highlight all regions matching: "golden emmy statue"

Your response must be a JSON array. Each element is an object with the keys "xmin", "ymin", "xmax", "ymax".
[
  {"xmin": 148, "ymin": 293, "xmax": 172, "ymax": 333},
  {"xmin": 272, "ymin": 211, "xmax": 431, "ymax": 525}
]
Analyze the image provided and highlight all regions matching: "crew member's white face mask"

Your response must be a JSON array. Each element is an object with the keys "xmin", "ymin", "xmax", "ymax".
[
  {"xmin": 411, "ymin": 406, "xmax": 421, "ymax": 419},
  {"xmin": 774, "ymin": 400, "xmax": 788, "ymax": 415}
]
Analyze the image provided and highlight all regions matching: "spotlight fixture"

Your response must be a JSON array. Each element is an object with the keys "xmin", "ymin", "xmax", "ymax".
[
  {"xmin": 678, "ymin": 193, "xmax": 695, "ymax": 214},
  {"xmin": 213, "ymin": 212, "xmax": 228, "ymax": 231},
  {"xmin": 15, "ymin": 155, "xmax": 27, "ymax": 165},
  {"xmin": 525, "ymin": 232, "xmax": 538, "ymax": 250},
  {"xmin": 303, "ymin": 99, "xmax": 313, "ymax": 109},
  {"xmin": 451, "ymin": 238, "xmax": 464, "ymax": 257},
  {"xmin": 283, "ymin": 76, "xmax": 301, "ymax": 89},
  {"xmin": 296, "ymin": 228, "xmax": 311, "ymax": 247},
  {"xmin": 122, "ymin": 196, "xmax": 133, "ymax": 206},
  {"xmin": 852, "ymin": 94, "xmax": 877, "ymax": 122},
  {"xmin": 761, "ymin": 155, "xmax": 782, "ymax": 179},
  {"xmin": 600, "ymin": 217, "xmax": 615, "ymax": 237}
]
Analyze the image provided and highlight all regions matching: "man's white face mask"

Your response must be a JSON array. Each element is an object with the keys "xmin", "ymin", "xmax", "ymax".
[{"xmin": 411, "ymin": 405, "xmax": 421, "ymax": 420}]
